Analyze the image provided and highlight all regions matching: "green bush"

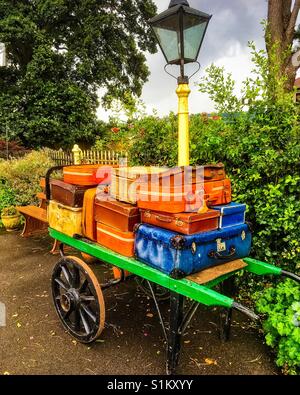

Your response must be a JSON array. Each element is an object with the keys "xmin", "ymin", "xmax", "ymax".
[
  {"xmin": 0, "ymin": 181, "xmax": 17, "ymax": 228},
  {"xmin": 129, "ymin": 113, "xmax": 178, "ymax": 167},
  {"xmin": 0, "ymin": 150, "xmax": 54, "ymax": 207},
  {"xmin": 255, "ymin": 279, "xmax": 300, "ymax": 375},
  {"xmin": 127, "ymin": 108, "xmax": 299, "ymax": 273}
]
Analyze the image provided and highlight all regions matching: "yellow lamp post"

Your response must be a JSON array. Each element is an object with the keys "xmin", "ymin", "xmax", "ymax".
[{"xmin": 149, "ymin": 0, "xmax": 211, "ymax": 166}]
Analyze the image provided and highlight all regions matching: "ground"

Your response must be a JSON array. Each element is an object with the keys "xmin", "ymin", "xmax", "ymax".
[{"xmin": 0, "ymin": 230, "xmax": 279, "ymax": 375}]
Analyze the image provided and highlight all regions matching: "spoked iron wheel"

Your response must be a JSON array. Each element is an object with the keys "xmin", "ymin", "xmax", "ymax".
[
  {"xmin": 51, "ymin": 256, "xmax": 105, "ymax": 343},
  {"xmin": 135, "ymin": 277, "xmax": 170, "ymax": 301}
]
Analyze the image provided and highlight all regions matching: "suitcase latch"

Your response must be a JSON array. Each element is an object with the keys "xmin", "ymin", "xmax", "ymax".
[
  {"xmin": 144, "ymin": 210, "xmax": 151, "ymax": 218},
  {"xmin": 191, "ymin": 242, "xmax": 197, "ymax": 254},
  {"xmin": 175, "ymin": 218, "xmax": 184, "ymax": 228},
  {"xmin": 216, "ymin": 238, "xmax": 226, "ymax": 252}
]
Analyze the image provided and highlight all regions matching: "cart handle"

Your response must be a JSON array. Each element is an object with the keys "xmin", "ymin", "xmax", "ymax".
[
  {"xmin": 45, "ymin": 165, "xmax": 64, "ymax": 201},
  {"xmin": 232, "ymin": 302, "xmax": 259, "ymax": 321},
  {"xmin": 243, "ymin": 258, "xmax": 300, "ymax": 284},
  {"xmin": 281, "ymin": 270, "xmax": 300, "ymax": 284}
]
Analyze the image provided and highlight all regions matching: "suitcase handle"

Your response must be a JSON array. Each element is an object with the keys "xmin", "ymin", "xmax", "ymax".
[
  {"xmin": 208, "ymin": 246, "xmax": 236, "ymax": 259},
  {"xmin": 155, "ymin": 215, "xmax": 172, "ymax": 223}
]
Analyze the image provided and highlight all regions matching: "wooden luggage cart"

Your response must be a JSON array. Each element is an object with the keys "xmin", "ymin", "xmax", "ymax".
[{"xmin": 48, "ymin": 228, "xmax": 300, "ymax": 375}]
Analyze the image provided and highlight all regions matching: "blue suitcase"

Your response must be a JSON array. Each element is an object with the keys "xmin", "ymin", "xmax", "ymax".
[
  {"xmin": 212, "ymin": 202, "xmax": 246, "ymax": 229},
  {"xmin": 134, "ymin": 223, "xmax": 252, "ymax": 278}
]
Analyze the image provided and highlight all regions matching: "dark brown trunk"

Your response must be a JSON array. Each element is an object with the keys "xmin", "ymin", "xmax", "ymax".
[{"xmin": 267, "ymin": 0, "xmax": 300, "ymax": 92}]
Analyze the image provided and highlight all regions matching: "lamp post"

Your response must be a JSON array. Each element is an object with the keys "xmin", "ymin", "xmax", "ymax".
[{"xmin": 149, "ymin": 0, "xmax": 211, "ymax": 166}]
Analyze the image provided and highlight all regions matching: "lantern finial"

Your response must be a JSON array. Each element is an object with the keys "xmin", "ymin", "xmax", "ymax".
[{"xmin": 169, "ymin": 0, "xmax": 189, "ymax": 8}]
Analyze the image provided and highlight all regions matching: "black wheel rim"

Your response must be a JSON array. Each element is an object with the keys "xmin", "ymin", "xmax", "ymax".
[{"xmin": 52, "ymin": 257, "xmax": 103, "ymax": 343}]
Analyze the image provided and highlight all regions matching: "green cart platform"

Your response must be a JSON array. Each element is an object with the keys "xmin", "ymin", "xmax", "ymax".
[{"xmin": 49, "ymin": 227, "xmax": 300, "ymax": 375}]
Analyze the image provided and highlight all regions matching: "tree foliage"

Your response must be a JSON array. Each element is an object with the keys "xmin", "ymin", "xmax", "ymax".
[{"xmin": 0, "ymin": 0, "xmax": 157, "ymax": 148}]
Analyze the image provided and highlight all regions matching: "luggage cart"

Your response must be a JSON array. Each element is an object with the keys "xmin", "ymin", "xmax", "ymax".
[
  {"xmin": 48, "ymin": 228, "xmax": 300, "ymax": 374},
  {"xmin": 45, "ymin": 166, "xmax": 300, "ymax": 374}
]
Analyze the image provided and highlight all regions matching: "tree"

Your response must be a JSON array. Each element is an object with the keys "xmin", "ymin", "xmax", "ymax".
[
  {"xmin": 267, "ymin": 0, "xmax": 300, "ymax": 91},
  {"xmin": 0, "ymin": 0, "xmax": 157, "ymax": 148}
]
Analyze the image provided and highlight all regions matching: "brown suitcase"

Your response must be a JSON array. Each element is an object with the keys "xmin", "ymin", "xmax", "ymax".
[
  {"xmin": 140, "ymin": 209, "xmax": 220, "ymax": 235},
  {"xmin": 94, "ymin": 198, "xmax": 140, "ymax": 232},
  {"xmin": 139, "ymin": 164, "xmax": 226, "ymax": 187},
  {"xmin": 50, "ymin": 179, "xmax": 91, "ymax": 207}
]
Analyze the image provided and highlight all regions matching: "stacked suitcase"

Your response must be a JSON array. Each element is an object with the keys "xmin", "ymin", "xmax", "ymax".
[
  {"xmin": 133, "ymin": 165, "xmax": 251, "ymax": 278},
  {"xmin": 94, "ymin": 167, "xmax": 164, "ymax": 257},
  {"xmin": 93, "ymin": 164, "xmax": 251, "ymax": 278},
  {"xmin": 47, "ymin": 165, "xmax": 113, "ymax": 238},
  {"xmin": 47, "ymin": 163, "xmax": 251, "ymax": 279}
]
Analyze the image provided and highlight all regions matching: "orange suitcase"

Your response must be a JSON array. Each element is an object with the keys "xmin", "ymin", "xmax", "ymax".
[
  {"xmin": 63, "ymin": 165, "xmax": 114, "ymax": 186},
  {"xmin": 137, "ymin": 176, "xmax": 232, "ymax": 213},
  {"xmin": 82, "ymin": 188, "xmax": 97, "ymax": 241},
  {"xmin": 96, "ymin": 222, "xmax": 135, "ymax": 257},
  {"xmin": 137, "ymin": 183, "xmax": 206, "ymax": 213},
  {"xmin": 204, "ymin": 178, "xmax": 232, "ymax": 206}
]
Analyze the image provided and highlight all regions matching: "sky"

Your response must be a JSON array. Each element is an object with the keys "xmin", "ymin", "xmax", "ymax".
[{"xmin": 97, "ymin": 0, "xmax": 268, "ymax": 120}]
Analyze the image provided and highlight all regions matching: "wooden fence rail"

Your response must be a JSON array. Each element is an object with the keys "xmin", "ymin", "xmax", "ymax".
[{"xmin": 47, "ymin": 146, "xmax": 128, "ymax": 166}]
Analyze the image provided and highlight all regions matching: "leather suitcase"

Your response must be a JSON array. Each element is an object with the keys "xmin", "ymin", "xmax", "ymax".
[
  {"xmin": 137, "ymin": 166, "xmax": 231, "ymax": 213},
  {"xmin": 96, "ymin": 222, "xmax": 135, "ymax": 257},
  {"xmin": 63, "ymin": 165, "xmax": 114, "ymax": 186},
  {"xmin": 212, "ymin": 202, "xmax": 246, "ymax": 229},
  {"xmin": 48, "ymin": 200, "xmax": 82, "ymax": 237},
  {"xmin": 140, "ymin": 209, "xmax": 220, "ymax": 235},
  {"xmin": 204, "ymin": 178, "xmax": 231, "ymax": 206},
  {"xmin": 94, "ymin": 198, "xmax": 140, "ymax": 232},
  {"xmin": 143, "ymin": 164, "xmax": 226, "ymax": 186},
  {"xmin": 137, "ymin": 183, "xmax": 205, "ymax": 213},
  {"xmin": 134, "ymin": 223, "xmax": 252, "ymax": 278},
  {"xmin": 50, "ymin": 179, "xmax": 90, "ymax": 207},
  {"xmin": 82, "ymin": 188, "xmax": 97, "ymax": 241},
  {"xmin": 110, "ymin": 166, "xmax": 166, "ymax": 204}
]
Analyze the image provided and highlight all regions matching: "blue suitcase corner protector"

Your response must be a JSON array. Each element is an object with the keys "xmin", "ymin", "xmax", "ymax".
[{"xmin": 211, "ymin": 202, "xmax": 247, "ymax": 229}]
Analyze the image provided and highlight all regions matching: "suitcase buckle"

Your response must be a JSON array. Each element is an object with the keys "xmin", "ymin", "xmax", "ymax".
[
  {"xmin": 216, "ymin": 238, "xmax": 226, "ymax": 252},
  {"xmin": 175, "ymin": 218, "xmax": 184, "ymax": 228},
  {"xmin": 144, "ymin": 210, "xmax": 151, "ymax": 218},
  {"xmin": 191, "ymin": 242, "xmax": 197, "ymax": 255}
]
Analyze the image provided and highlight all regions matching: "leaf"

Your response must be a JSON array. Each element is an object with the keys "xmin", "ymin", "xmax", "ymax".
[{"xmin": 204, "ymin": 358, "xmax": 217, "ymax": 366}]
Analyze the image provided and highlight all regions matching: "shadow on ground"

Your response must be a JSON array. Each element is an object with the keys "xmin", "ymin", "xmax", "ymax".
[{"xmin": 0, "ymin": 230, "xmax": 278, "ymax": 375}]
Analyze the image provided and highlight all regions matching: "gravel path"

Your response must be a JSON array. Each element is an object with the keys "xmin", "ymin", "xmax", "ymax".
[{"xmin": 0, "ymin": 230, "xmax": 278, "ymax": 375}]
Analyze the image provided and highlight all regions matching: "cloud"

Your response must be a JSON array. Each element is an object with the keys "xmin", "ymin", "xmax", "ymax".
[{"xmin": 97, "ymin": 0, "xmax": 267, "ymax": 120}]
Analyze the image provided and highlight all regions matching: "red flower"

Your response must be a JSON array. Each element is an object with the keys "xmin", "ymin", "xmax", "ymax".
[{"xmin": 111, "ymin": 127, "xmax": 120, "ymax": 133}]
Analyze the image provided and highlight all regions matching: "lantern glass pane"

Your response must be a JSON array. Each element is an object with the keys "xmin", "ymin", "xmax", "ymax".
[
  {"xmin": 152, "ymin": 14, "xmax": 180, "ymax": 63},
  {"xmin": 183, "ymin": 15, "xmax": 208, "ymax": 61}
]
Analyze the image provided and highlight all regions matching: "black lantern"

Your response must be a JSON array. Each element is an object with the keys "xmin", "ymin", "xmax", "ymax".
[{"xmin": 149, "ymin": 0, "xmax": 211, "ymax": 80}]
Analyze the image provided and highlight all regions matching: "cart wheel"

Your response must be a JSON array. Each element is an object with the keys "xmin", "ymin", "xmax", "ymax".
[
  {"xmin": 51, "ymin": 255, "xmax": 105, "ymax": 343},
  {"xmin": 135, "ymin": 277, "xmax": 170, "ymax": 301}
]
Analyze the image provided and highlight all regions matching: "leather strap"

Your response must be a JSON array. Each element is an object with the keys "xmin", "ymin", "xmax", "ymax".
[{"xmin": 82, "ymin": 188, "xmax": 97, "ymax": 241}]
